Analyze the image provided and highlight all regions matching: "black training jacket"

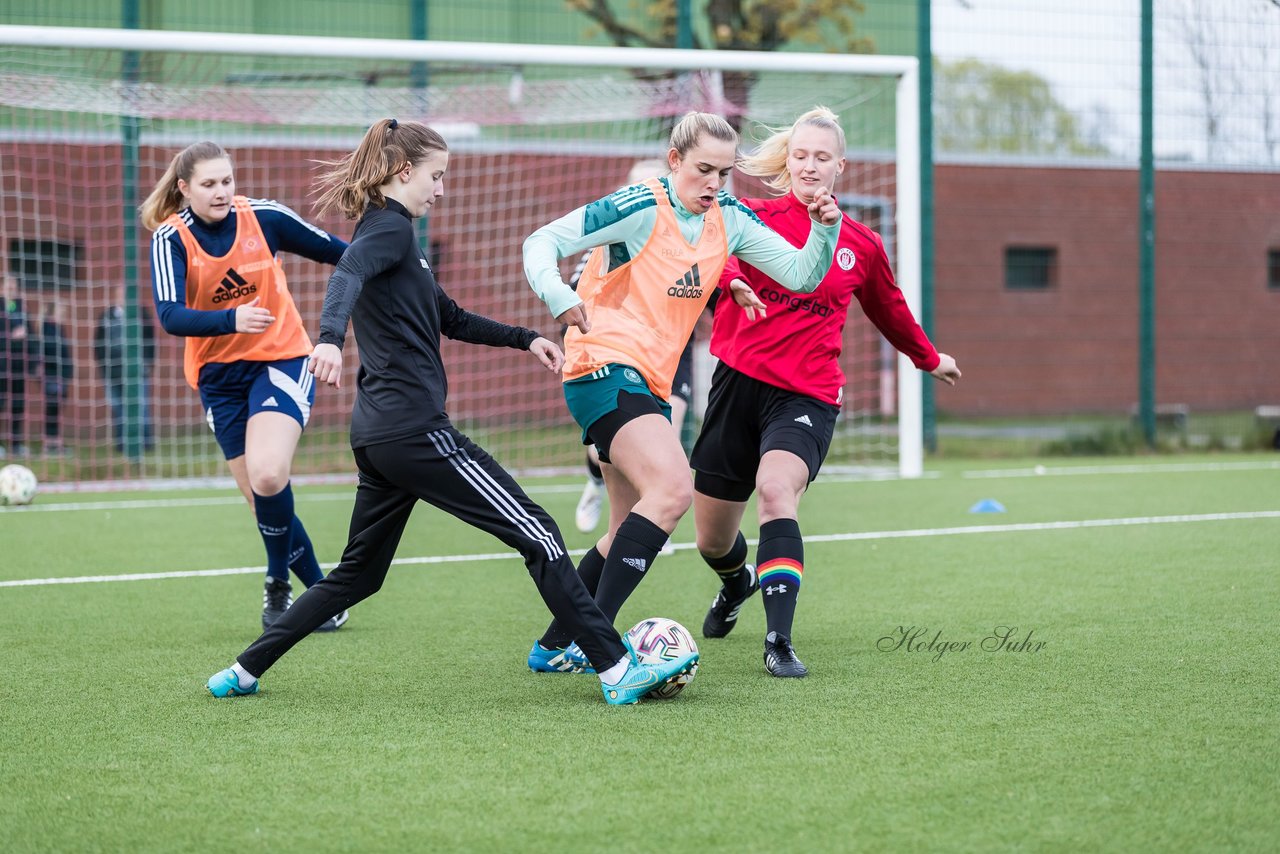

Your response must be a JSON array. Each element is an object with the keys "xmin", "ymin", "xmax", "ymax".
[{"xmin": 318, "ymin": 198, "xmax": 537, "ymax": 448}]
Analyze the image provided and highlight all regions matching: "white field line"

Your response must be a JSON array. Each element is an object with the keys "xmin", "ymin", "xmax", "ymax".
[
  {"xmin": 7, "ymin": 458, "xmax": 1274, "ymax": 514},
  {"xmin": 961, "ymin": 460, "xmax": 1280, "ymax": 479},
  {"xmin": 0, "ymin": 484, "xmax": 586, "ymax": 514},
  {"xmin": 3, "ymin": 510, "xmax": 1276, "ymax": 589}
]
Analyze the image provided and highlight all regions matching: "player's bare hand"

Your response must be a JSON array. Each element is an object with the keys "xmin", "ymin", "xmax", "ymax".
[
  {"xmin": 235, "ymin": 297, "xmax": 275, "ymax": 334},
  {"xmin": 309, "ymin": 342, "xmax": 344, "ymax": 388},
  {"xmin": 529, "ymin": 336, "xmax": 564, "ymax": 373},
  {"xmin": 729, "ymin": 278, "xmax": 767, "ymax": 322},
  {"xmin": 556, "ymin": 303, "xmax": 590, "ymax": 335},
  {"xmin": 931, "ymin": 353, "xmax": 961, "ymax": 386},
  {"xmin": 808, "ymin": 186, "xmax": 841, "ymax": 226}
]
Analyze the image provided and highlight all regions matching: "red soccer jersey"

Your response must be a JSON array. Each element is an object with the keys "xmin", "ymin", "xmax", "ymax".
[{"xmin": 711, "ymin": 191, "xmax": 940, "ymax": 406}]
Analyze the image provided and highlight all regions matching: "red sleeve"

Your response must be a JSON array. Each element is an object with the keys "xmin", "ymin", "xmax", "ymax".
[
  {"xmin": 718, "ymin": 256, "xmax": 746, "ymax": 292},
  {"xmin": 854, "ymin": 233, "xmax": 940, "ymax": 372}
]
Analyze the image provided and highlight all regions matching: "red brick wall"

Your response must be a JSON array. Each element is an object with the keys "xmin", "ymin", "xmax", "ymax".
[
  {"xmin": 4, "ymin": 143, "xmax": 1277, "ymax": 430},
  {"xmin": 934, "ymin": 163, "xmax": 1280, "ymax": 416}
]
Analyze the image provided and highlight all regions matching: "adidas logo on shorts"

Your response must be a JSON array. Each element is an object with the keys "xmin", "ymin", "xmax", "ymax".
[
  {"xmin": 261, "ymin": 396, "xmax": 279, "ymax": 408},
  {"xmin": 794, "ymin": 414, "xmax": 814, "ymax": 427}
]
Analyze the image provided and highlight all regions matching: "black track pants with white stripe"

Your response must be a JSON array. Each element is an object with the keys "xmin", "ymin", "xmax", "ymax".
[{"xmin": 239, "ymin": 426, "xmax": 628, "ymax": 677}]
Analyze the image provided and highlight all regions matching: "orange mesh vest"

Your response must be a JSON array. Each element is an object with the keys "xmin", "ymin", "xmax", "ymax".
[
  {"xmin": 564, "ymin": 178, "xmax": 728, "ymax": 400},
  {"xmin": 168, "ymin": 196, "xmax": 312, "ymax": 388}
]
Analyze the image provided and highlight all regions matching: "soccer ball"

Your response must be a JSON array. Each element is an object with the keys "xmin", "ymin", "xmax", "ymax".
[
  {"xmin": 0, "ymin": 464, "xmax": 38, "ymax": 506},
  {"xmin": 625, "ymin": 617, "xmax": 699, "ymax": 699}
]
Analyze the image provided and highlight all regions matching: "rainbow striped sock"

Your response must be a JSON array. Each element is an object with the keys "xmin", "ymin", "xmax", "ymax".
[{"xmin": 757, "ymin": 518, "xmax": 804, "ymax": 638}]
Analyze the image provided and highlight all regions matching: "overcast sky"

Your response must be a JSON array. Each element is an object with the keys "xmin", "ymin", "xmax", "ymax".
[{"xmin": 929, "ymin": 0, "xmax": 1280, "ymax": 165}]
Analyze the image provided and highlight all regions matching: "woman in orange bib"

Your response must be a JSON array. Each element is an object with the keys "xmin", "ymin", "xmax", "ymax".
[
  {"xmin": 523, "ymin": 112, "xmax": 843, "ymax": 671},
  {"xmin": 141, "ymin": 142, "xmax": 350, "ymax": 631}
]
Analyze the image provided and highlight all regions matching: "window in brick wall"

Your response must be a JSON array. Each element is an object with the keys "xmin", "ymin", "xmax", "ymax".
[
  {"xmin": 1005, "ymin": 246, "xmax": 1057, "ymax": 290},
  {"xmin": 8, "ymin": 239, "xmax": 79, "ymax": 291},
  {"xmin": 1269, "ymin": 249, "xmax": 1280, "ymax": 290}
]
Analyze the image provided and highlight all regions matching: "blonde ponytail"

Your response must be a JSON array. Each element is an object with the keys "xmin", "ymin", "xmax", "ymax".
[
  {"xmin": 139, "ymin": 141, "xmax": 230, "ymax": 230},
  {"xmin": 669, "ymin": 111, "xmax": 739, "ymax": 157},
  {"xmin": 738, "ymin": 106, "xmax": 846, "ymax": 194}
]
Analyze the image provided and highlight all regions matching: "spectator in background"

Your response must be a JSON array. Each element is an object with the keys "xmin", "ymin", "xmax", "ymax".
[
  {"xmin": 40, "ymin": 299, "xmax": 74, "ymax": 456},
  {"xmin": 1, "ymin": 274, "xmax": 34, "ymax": 459},
  {"xmin": 94, "ymin": 293, "xmax": 156, "ymax": 455}
]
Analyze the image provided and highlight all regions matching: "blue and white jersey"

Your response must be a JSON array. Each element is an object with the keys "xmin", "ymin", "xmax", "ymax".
[{"xmin": 149, "ymin": 198, "xmax": 347, "ymax": 338}]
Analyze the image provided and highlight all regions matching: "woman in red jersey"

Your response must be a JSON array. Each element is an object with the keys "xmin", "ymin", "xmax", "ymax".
[{"xmin": 690, "ymin": 107, "xmax": 962, "ymax": 678}]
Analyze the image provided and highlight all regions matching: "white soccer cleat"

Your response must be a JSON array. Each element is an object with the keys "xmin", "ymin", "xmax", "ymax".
[{"xmin": 574, "ymin": 477, "xmax": 604, "ymax": 533}]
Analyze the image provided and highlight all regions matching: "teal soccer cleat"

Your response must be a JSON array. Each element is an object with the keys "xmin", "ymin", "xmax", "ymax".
[
  {"xmin": 601, "ymin": 637, "xmax": 699, "ymax": 705},
  {"xmin": 207, "ymin": 667, "xmax": 259, "ymax": 698},
  {"xmin": 527, "ymin": 641, "xmax": 594, "ymax": 674}
]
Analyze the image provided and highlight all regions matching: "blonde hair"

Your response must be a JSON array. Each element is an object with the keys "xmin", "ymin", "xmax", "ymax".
[
  {"xmin": 669, "ymin": 111, "xmax": 739, "ymax": 158},
  {"xmin": 139, "ymin": 141, "xmax": 230, "ymax": 231},
  {"xmin": 738, "ymin": 106, "xmax": 846, "ymax": 194},
  {"xmin": 313, "ymin": 119, "xmax": 449, "ymax": 219}
]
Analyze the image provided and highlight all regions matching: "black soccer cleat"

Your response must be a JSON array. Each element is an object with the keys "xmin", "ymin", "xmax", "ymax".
[
  {"xmin": 262, "ymin": 578, "xmax": 293, "ymax": 630},
  {"xmin": 763, "ymin": 632, "xmax": 808, "ymax": 678},
  {"xmin": 314, "ymin": 609, "xmax": 350, "ymax": 633},
  {"xmin": 702, "ymin": 565, "xmax": 759, "ymax": 638}
]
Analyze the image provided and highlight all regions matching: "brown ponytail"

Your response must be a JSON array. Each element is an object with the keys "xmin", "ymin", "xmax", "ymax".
[{"xmin": 313, "ymin": 119, "xmax": 449, "ymax": 219}]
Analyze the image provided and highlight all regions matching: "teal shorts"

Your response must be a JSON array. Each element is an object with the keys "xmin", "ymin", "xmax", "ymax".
[{"xmin": 564, "ymin": 363, "xmax": 672, "ymax": 445}]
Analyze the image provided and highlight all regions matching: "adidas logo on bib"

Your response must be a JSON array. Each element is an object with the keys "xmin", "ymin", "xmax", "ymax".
[{"xmin": 794, "ymin": 414, "xmax": 813, "ymax": 427}]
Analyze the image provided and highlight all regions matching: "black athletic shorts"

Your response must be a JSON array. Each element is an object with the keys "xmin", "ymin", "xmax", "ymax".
[
  {"xmin": 671, "ymin": 338, "xmax": 694, "ymax": 404},
  {"xmin": 691, "ymin": 362, "xmax": 839, "ymax": 503}
]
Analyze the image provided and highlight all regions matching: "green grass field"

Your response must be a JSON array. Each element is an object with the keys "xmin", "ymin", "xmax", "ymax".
[{"xmin": 2, "ymin": 454, "xmax": 1278, "ymax": 852}]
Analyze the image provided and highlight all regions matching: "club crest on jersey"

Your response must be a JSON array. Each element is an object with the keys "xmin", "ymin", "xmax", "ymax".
[
  {"xmin": 668, "ymin": 263, "xmax": 703, "ymax": 299},
  {"xmin": 837, "ymin": 248, "xmax": 856, "ymax": 271}
]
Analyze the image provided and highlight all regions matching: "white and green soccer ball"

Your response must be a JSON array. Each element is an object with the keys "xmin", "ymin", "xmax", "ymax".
[{"xmin": 0, "ymin": 464, "xmax": 38, "ymax": 506}]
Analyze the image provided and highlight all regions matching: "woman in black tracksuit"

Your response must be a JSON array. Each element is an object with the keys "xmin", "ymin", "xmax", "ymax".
[{"xmin": 206, "ymin": 119, "xmax": 696, "ymax": 705}]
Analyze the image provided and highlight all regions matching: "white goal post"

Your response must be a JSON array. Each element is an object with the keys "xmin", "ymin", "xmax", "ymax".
[{"xmin": 0, "ymin": 24, "xmax": 923, "ymax": 481}]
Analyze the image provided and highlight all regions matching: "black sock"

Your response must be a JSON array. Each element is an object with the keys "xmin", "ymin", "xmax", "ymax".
[
  {"xmin": 594, "ymin": 513, "xmax": 669, "ymax": 623},
  {"xmin": 586, "ymin": 453, "xmax": 603, "ymax": 483},
  {"xmin": 700, "ymin": 531, "xmax": 752, "ymax": 597},
  {"xmin": 540, "ymin": 547, "xmax": 606, "ymax": 649},
  {"xmin": 757, "ymin": 518, "xmax": 804, "ymax": 640}
]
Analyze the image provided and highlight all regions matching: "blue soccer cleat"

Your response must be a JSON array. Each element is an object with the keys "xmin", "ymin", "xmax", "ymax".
[
  {"xmin": 561, "ymin": 642, "xmax": 595, "ymax": 674},
  {"xmin": 207, "ymin": 667, "xmax": 259, "ymax": 698},
  {"xmin": 527, "ymin": 641, "xmax": 594, "ymax": 674},
  {"xmin": 601, "ymin": 637, "xmax": 699, "ymax": 705}
]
